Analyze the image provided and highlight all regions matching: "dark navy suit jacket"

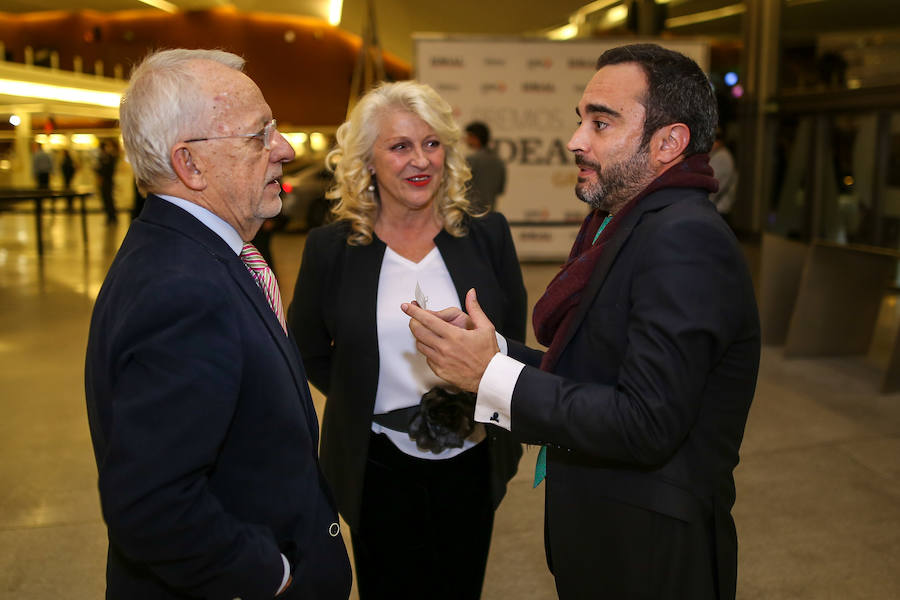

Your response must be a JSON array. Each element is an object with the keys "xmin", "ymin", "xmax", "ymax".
[
  {"xmin": 85, "ymin": 195, "xmax": 351, "ymax": 599},
  {"xmin": 508, "ymin": 187, "xmax": 760, "ymax": 599}
]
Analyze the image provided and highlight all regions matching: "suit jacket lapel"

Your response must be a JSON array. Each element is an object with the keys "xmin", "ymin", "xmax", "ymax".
[
  {"xmin": 434, "ymin": 230, "xmax": 502, "ymax": 319},
  {"xmin": 141, "ymin": 195, "xmax": 318, "ymax": 435},
  {"xmin": 339, "ymin": 236, "xmax": 386, "ymax": 404},
  {"xmin": 553, "ymin": 190, "xmax": 681, "ymax": 359},
  {"xmin": 221, "ymin": 239, "xmax": 323, "ymax": 439}
]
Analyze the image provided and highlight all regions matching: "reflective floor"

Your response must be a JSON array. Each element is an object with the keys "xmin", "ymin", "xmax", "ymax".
[{"xmin": 1, "ymin": 199, "xmax": 898, "ymax": 598}]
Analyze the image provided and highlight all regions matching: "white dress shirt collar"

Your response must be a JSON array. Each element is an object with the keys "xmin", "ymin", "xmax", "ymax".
[{"xmin": 156, "ymin": 194, "xmax": 243, "ymax": 256}]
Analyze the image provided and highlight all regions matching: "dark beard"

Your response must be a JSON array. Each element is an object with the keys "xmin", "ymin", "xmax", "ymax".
[{"xmin": 575, "ymin": 145, "xmax": 652, "ymax": 212}]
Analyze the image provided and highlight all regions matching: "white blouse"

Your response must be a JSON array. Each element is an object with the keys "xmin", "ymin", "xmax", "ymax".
[{"xmin": 372, "ymin": 246, "xmax": 485, "ymax": 459}]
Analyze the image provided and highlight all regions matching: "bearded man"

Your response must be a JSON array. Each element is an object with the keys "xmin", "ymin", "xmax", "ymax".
[{"xmin": 404, "ymin": 43, "xmax": 760, "ymax": 600}]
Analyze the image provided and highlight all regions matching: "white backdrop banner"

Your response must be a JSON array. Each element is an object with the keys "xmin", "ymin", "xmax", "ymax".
[{"xmin": 413, "ymin": 37, "xmax": 709, "ymax": 260}]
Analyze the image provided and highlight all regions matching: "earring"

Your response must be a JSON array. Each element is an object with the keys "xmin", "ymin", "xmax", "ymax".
[
  {"xmin": 367, "ymin": 183, "xmax": 375, "ymax": 192},
  {"xmin": 367, "ymin": 172, "xmax": 376, "ymax": 192}
]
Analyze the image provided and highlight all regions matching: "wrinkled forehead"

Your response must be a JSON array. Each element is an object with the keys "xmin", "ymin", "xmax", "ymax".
[{"xmin": 191, "ymin": 59, "xmax": 265, "ymax": 125}]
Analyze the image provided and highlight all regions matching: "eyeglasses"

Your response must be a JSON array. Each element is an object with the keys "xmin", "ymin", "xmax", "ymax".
[{"xmin": 183, "ymin": 119, "xmax": 278, "ymax": 150}]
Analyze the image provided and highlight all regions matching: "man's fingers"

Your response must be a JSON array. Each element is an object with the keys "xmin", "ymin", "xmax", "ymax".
[
  {"xmin": 416, "ymin": 342, "xmax": 465, "ymax": 389},
  {"xmin": 402, "ymin": 301, "xmax": 435, "ymax": 326},
  {"xmin": 432, "ymin": 306, "xmax": 464, "ymax": 322},
  {"xmin": 414, "ymin": 338, "xmax": 438, "ymax": 362},
  {"xmin": 402, "ymin": 297, "xmax": 489, "ymax": 393},
  {"xmin": 465, "ymin": 288, "xmax": 494, "ymax": 330},
  {"xmin": 408, "ymin": 315, "xmax": 445, "ymax": 349},
  {"xmin": 432, "ymin": 306, "xmax": 472, "ymax": 330},
  {"xmin": 403, "ymin": 302, "xmax": 456, "ymax": 336}
]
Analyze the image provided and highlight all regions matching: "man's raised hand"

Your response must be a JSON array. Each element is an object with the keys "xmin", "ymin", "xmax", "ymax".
[{"xmin": 402, "ymin": 288, "xmax": 499, "ymax": 393}]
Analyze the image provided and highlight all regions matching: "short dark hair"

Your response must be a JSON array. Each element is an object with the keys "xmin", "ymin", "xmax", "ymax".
[
  {"xmin": 596, "ymin": 43, "xmax": 717, "ymax": 156},
  {"xmin": 465, "ymin": 121, "xmax": 490, "ymax": 147}
]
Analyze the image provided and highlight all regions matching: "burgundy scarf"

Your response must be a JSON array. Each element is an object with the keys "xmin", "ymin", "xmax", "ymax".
[{"xmin": 532, "ymin": 154, "xmax": 718, "ymax": 372}]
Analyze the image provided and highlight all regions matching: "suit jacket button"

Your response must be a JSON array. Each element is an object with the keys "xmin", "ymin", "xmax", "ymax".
[{"xmin": 329, "ymin": 522, "xmax": 340, "ymax": 537}]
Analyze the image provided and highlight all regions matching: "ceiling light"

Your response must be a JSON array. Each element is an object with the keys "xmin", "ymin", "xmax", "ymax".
[
  {"xmin": 665, "ymin": 3, "xmax": 746, "ymax": 28},
  {"xmin": 547, "ymin": 24, "xmax": 578, "ymax": 40},
  {"xmin": 71, "ymin": 134, "xmax": 99, "ymax": 147},
  {"xmin": 329, "ymin": 0, "xmax": 343, "ymax": 26},
  {"xmin": 310, "ymin": 132, "xmax": 328, "ymax": 152},
  {"xmin": 575, "ymin": 0, "xmax": 621, "ymax": 19},
  {"xmin": 137, "ymin": 0, "xmax": 178, "ymax": 14},
  {"xmin": 604, "ymin": 5, "xmax": 629, "ymax": 26},
  {"xmin": 0, "ymin": 78, "xmax": 121, "ymax": 108}
]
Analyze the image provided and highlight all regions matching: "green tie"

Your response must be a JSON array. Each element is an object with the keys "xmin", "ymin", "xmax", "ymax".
[
  {"xmin": 533, "ymin": 446, "xmax": 547, "ymax": 488},
  {"xmin": 534, "ymin": 211, "xmax": 614, "ymax": 488}
]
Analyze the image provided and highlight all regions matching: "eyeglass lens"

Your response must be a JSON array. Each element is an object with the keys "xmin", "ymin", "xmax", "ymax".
[{"xmin": 264, "ymin": 120, "xmax": 277, "ymax": 149}]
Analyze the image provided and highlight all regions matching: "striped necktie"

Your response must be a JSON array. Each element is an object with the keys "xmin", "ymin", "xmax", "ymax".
[{"xmin": 240, "ymin": 243, "xmax": 287, "ymax": 335}]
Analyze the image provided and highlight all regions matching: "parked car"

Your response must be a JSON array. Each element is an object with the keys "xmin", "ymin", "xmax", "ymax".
[{"xmin": 279, "ymin": 159, "xmax": 334, "ymax": 232}]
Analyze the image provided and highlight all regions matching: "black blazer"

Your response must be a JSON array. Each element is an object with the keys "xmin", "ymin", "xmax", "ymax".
[
  {"xmin": 288, "ymin": 212, "xmax": 527, "ymax": 529},
  {"xmin": 85, "ymin": 195, "xmax": 351, "ymax": 600},
  {"xmin": 508, "ymin": 188, "xmax": 760, "ymax": 599}
]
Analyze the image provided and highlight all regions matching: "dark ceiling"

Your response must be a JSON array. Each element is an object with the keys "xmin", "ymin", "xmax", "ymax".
[{"xmin": 3, "ymin": 1, "xmax": 899, "ymax": 63}]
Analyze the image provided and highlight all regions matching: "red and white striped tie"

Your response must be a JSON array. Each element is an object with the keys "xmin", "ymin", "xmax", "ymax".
[{"xmin": 240, "ymin": 243, "xmax": 287, "ymax": 335}]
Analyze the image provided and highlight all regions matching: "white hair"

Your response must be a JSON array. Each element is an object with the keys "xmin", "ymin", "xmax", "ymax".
[
  {"xmin": 119, "ymin": 48, "xmax": 245, "ymax": 190},
  {"xmin": 328, "ymin": 80, "xmax": 475, "ymax": 245}
]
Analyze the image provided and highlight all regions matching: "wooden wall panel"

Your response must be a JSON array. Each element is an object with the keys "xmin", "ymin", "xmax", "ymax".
[{"xmin": 0, "ymin": 8, "xmax": 411, "ymax": 127}]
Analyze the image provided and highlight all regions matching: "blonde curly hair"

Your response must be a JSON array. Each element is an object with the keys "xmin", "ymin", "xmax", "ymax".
[{"xmin": 327, "ymin": 80, "xmax": 478, "ymax": 245}]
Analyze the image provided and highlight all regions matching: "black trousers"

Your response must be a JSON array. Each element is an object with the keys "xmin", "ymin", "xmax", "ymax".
[
  {"xmin": 351, "ymin": 432, "xmax": 494, "ymax": 600},
  {"xmin": 551, "ymin": 495, "xmax": 718, "ymax": 600}
]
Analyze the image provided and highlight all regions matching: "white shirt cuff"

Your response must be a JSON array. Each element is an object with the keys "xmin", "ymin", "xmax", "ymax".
[
  {"xmin": 277, "ymin": 553, "xmax": 290, "ymax": 595},
  {"xmin": 475, "ymin": 352, "xmax": 524, "ymax": 431},
  {"xmin": 495, "ymin": 331, "xmax": 508, "ymax": 355}
]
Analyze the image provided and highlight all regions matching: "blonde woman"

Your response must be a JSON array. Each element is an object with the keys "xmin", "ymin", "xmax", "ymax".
[{"xmin": 288, "ymin": 81, "xmax": 525, "ymax": 599}]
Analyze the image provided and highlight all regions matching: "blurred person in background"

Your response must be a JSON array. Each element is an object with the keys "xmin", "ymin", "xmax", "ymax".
[
  {"xmin": 709, "ymin": 128, "xmax": 738, "ymax": 220},
  {"xmin": 61, "ymin": 148, "xmax": 76, "ymax": 189},
  {"xmin": 60, "ymin": 148, "xmax": 79, "ymax": 211},
  {"xmin": 464, "ymin": 121, "xmax": 506, "ymax": 212},
  {"xmin": 288, "ymin": 81, "xmax": 526, "ymax": 599},
  {"xmin": 96, "ymin": 139, "xmax": 119, "ymax": 224},
  {"xmin": 32, "ymin": 143, "xmax": 52, "ymax": 189}
]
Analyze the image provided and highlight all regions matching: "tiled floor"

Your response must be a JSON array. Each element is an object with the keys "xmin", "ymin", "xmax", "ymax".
[{"xmin": 1, "ymin": 201, "xmax": 898, "ymax": 598}]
